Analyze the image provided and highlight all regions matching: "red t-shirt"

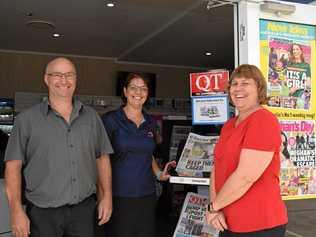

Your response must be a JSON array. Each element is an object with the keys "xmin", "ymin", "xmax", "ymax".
[{"xmin": 214, "ymin": 108, "xmax": 288, "ymax": 232}]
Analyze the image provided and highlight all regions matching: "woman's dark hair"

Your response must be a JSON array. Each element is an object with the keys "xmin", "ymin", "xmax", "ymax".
[
  {"xmin": 281, "ymin": 131, "xmax": 290, "ymax": 160},
  {"xmin": 228, "ymin": 64, "xmax": 267, "ymax": 105},
  {"xmin": 289, "ymin": 43, "xmax": 305, "ymax": 63},
  {"xmin": 121, "ymin": 72, "xmax": 150, "ymax": 104}
]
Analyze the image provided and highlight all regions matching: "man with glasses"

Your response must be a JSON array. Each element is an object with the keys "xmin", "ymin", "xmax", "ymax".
[{"xmin": 4, "ymin": 57, "xmax": 113, "ymax": 237}]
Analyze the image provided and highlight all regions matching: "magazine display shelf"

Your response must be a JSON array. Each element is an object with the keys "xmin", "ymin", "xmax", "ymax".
[
  {"xmin": 0, "ymin": 98, "xmax": 14, "ymax": 136},
  {"xmin": 14, "ymin": 92, "xmax": 191, "ymax": 116}
]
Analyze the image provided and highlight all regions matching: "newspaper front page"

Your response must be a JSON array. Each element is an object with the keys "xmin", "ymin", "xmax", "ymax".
[
  {"xmin": 176, "ymin": 133, "xmax": 218, "ymax": 177},
  {"xmin": 173, "ymin": 192, "xmax": 218, "ymax": 237}
]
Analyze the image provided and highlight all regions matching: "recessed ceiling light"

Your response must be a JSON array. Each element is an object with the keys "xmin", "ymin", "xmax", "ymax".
[
  {"xmin": 53, "ymin": 33, "xmax": 61, "ymax": 38},
  {"xmin": 205, "ymin": 52, "xmax": 212, "ymax": 56},
  {"xmin": 106, "ymin": 2, "xmax": 115, "ymax": 7}
]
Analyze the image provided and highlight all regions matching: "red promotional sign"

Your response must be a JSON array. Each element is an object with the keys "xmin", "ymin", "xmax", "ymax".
[{"xmin": 190, "ymin": 70, "xmax": 229, "ymax": 97}]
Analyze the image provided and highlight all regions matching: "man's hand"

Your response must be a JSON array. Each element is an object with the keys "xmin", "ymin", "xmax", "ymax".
[
  {"xmin": 205, "ymin": 210, "xmax": 227, "ymax": 232},
  {"xmin": 11, "ymin": 208, "xmax": 30, "ymax": 237},
  {"xmin": 96, "ymin": 154, "xmax": 112, "ymax": 225},
  {"xmin": 97, "ymin": 197, "xmax": 112, "ymax": 225}
]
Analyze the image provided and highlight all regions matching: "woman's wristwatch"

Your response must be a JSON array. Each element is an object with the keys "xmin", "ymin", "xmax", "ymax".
[{"xmin": 207, "ymin": 202, "xmax": 218, "ymax": 213}]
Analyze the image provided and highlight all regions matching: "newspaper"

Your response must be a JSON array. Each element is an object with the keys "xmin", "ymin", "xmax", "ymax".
[
  {"xmin": 176, "ymin": 133, "xmax": 218, "ymax": 177},
  {"xmin": 173, "ymin": 192, "xmax": 218, "ymax": 237}
]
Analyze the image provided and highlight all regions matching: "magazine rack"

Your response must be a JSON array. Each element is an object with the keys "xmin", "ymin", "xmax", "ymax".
[{"xmin": 168, "ymin": 125, "xmax": 221, "ymax": 187}]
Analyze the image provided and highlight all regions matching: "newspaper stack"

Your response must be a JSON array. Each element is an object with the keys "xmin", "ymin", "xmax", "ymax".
[
  {"xmin": 173, "ymin": 192, "xmax": 218, "ymax": 237},
  {"xmin": 175, "ymin": 133, "xmax": 218, "ymax": 177}
]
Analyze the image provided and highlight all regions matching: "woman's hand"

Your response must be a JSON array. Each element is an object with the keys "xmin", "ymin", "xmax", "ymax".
[
  {"xmin": 158, "ymin": 160, "xmax": 177, "ymax": 181},
  {"xmin": 205, "ymin": 210, "xmax": 227, "ymax": 232}
]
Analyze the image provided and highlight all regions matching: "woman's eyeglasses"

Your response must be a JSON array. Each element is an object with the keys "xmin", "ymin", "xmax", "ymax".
[{"xmin": 128, "ymin": 85, "xmax": 148, "ymax": 93}]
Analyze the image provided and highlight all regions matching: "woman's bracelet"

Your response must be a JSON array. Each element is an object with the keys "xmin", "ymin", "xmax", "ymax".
[{"xmin": 156, "ymin": 170, "xmax": 162, "ymax": 180}]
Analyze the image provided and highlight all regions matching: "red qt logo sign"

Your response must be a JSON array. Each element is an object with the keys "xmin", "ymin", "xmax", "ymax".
[{"xmin": 190, "ymin": 70, "xmax": 229, "ymax": 96}]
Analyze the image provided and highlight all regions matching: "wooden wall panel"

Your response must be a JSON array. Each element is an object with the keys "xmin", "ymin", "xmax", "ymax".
[{"xmin": 0, "ymin": 51, "xmax": 200, "ymax": 99}]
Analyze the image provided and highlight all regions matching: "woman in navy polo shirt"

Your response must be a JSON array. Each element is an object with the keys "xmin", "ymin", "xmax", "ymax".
[{"xmin": 102, "ymin": 72, "xmax": 175, "ymax": 237}]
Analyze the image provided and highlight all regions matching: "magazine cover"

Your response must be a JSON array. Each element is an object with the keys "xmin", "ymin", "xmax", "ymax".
[
  {"xmin": 173, "ymin": 192, "xmax": 218, "ymax": 237},
  {"xmin": 280, "ymin": 120, "xmax": 316, "ymax": 198},
  {"xmin": 175, "ymin": 133, "xmax": 218, "ymax": 177},
  {"xmin": 260, "ymin": 20, "xmax": 316, "ymax": 200},
  {"xmin": 267, "ymin": 37, "xmax": 311, "ymax": 110},
  {"xmin": 260, "ymin": 19, "xmax": 316, "ymax": 121}
]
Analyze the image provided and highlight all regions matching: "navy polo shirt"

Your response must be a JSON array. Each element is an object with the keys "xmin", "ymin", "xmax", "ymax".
[{"xmin": 101, "ymin": 107, "xmax": 157, "ymax": 197}]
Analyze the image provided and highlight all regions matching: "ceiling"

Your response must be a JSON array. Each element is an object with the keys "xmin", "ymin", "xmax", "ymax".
[
  {"xmin": 2, "ymin": 0, "xmax": 312, "ymax": 69},
  {"xmin": 0, "ymin": 0, "xmax": 235, "ymax": 70}
]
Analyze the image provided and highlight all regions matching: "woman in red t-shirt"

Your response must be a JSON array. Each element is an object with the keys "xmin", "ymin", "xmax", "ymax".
[{"xmin": 205, "ymin": 64, "xmax": 288, "ymax": 237}]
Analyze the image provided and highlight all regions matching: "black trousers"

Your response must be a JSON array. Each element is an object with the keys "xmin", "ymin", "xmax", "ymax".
[
  {"xmin": 26, "ymin": 196, "xmax": 96, "ymax": 237},
  {"xmin": 105, "ymin": 194, "xmax": 156, "ymax": 237},
  {"xmin": 219, "ymin": 225, "xmax": 286, "ymax": 237}
]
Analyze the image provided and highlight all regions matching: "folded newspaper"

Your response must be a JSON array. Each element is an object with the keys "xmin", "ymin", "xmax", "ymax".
[
  {"xmin": 175, "ymin": 133, "xmax": 218, "ymax": 177},
  {"xmin": 173, "ymin": 192, "xmax": 219, "ymax": 237}
]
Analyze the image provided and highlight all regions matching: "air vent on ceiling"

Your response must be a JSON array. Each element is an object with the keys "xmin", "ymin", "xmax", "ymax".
[{"xmin": 25, "ymin": 20, "xmax": 55, "ymax": 30}]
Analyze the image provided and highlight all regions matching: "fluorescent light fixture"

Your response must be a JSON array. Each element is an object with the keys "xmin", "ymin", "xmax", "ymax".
[
  {"xmin": 53, "ymin": 33, "xmax": 60, "ymax": 38},
  {"xmin": 260, "ymin": 1, "xmax": 296, "ymax": 16},
  {"xmin": 106, "ymin": 2, "xmax": 115, "ymax": 7},
  {"xmin": 205, "ymin": 52, "xmax": 212, "ymax": 56}
]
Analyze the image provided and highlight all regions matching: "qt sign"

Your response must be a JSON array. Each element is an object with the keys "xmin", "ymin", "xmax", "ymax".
[{"xmin": 190, "ymin": 70, "xmax": 229, "ymax": 96}]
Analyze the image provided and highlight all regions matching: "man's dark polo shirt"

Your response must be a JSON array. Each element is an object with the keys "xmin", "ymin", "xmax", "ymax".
[{"xmin": 4, "ymin": 99, "xmax": 113, "ymax": 208}]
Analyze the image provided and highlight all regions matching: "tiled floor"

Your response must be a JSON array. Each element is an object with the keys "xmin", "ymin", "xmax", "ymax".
[
  {"xmin": 95, "ymin": 199, "xmax": 316, "ymax": 237},
  {"xmin": 285, "ymin": 199, "xmax": 316, "ymax": 237},
  {"xmin": 2, "ymin": 191, "xmax": 315, "ymax": 237},
  {"xmin": 95, "ymin": 215, "xmax": 177, "ymax": 237}
]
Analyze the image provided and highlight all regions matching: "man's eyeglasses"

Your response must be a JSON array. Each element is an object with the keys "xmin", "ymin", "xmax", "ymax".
[
  {"xmin": 128, "ymin": 85, "xmax": 148, "ymax": 93},
  {"xmin": 46, "ymin": 72, "xmax": 77, "ymax": 81}
]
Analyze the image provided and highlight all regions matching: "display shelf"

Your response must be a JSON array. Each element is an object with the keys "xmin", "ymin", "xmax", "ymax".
[
  {"xmin": 0, "ymin": 98, "xmax": 14, "ymax": 136},
  {"xmin": 14, "ymin": 92, "xmax": 191, "ymax": 116},
  {"xmin": 169, "ymin": 176, "xmax": 209, "ymax": 186}
]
